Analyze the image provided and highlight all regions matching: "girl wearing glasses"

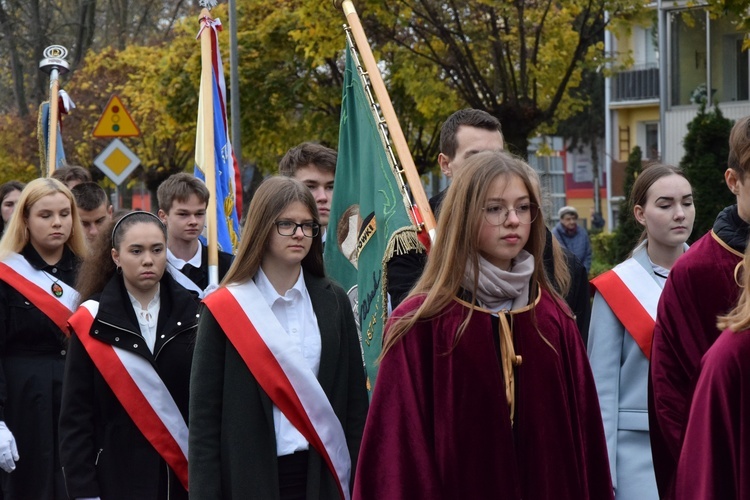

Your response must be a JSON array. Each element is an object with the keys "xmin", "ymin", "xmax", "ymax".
[
  {"xmin": 587, "ymin": 165, "xmax": 694, "ymax": 500},
  {"xmin": 59, "ymin": 211, "xmax": 200, "ymax": 500},
  {"xmin": 189, "ymin": 176, "xmax": 368, "ymax": 499},
  {"xmin": 353, "ymin": 151, "xmax": 612, "ymax": 500}
]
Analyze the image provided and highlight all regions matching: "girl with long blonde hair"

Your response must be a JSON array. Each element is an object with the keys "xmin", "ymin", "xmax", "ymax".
[
  {"xmin": 0, "ymin": 178, "xmax": 86, "ymax": 499},
  {"xmin": 354, "ymin": 151, "xmax": 612, "ymax": 500}
]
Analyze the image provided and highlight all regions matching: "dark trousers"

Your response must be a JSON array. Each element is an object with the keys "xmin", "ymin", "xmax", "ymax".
[{"xmin": 278, "ymin": 450, "xmax": 309, "ymax": 500}]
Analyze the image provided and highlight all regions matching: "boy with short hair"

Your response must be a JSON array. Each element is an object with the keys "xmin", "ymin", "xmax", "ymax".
[
  {"xmin": 71, "ymin": 182, "xmax": 113, "ymax": 245},
  {"xmin": 278, "ymin": 142, "xmax": 336, "ymax": 235},
  {"xmin": 157, "ymin": 173, "xmax": 233, "ymax": 296},
  {"xmin": 52, "ymin": 165, "xmax": 92, "ymax": 189}
]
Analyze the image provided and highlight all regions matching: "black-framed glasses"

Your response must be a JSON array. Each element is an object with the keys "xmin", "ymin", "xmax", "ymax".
[
  {"xmin": 482, "ymin": 202, "xmax": 539, "ymax": 226},
  {"xmin": 275, "ymin": 220, "xmax": 320, "ymax": 238}
]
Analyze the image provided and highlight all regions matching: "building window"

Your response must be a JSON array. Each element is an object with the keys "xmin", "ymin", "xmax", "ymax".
[
  {"xmin": 669, "ymin": 10, "xmax": 707, "ymax": 106},
  {"xmin": 669, "ymin": 10, "xmax": 748, "ymax": 106}
]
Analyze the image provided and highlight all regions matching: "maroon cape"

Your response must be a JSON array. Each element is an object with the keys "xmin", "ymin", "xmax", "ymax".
[
  {"xmin": 353, "ymin": 290, "xmax": 613, "ymax": 500},
  {"xmin": 649, "ymin": 231, "xmax": 743, "ymax": 497},
  {"xmin": 675, "ymin": 328, "xmax": 750, "ymax": 499}
]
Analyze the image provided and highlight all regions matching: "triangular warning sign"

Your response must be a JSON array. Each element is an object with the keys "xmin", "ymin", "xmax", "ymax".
[{"xmin": 92, "ymin": 95, "xmax": 141, "ymax": 138}]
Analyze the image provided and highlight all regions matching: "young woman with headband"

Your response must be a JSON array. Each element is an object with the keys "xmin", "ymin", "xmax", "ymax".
[{"xmin": 60, "ymin": 211, "xmax": 200, "ymax": 500}]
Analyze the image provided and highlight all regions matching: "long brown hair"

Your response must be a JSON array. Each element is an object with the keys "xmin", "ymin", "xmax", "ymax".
[
  {"xmin": 0, "ymin": 178, "xmax": 86, "ymax": 260},
  {"xmin": 222, "ymin": 176, "xmax": 324, "ymax": 285},
  {"xmin": 382, "ymin": 151, "xmax": 552, "ymax": 356}
]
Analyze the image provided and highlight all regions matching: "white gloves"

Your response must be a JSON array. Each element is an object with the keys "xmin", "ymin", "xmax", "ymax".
[{"xmin": 0, "ymin": 421, "xmax": 18, "ymax": 472}]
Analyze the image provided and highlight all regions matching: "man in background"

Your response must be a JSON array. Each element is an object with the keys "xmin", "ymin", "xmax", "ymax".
[
  {"xmin": 52, "ymin": 165, "xmax": 92, "ymax": 189},
  {"xmin": 279, "ymin": 142, "xmax": 336, "ymax": 241},
  {"xmin": 71, "ymin": 182, "xmax": 112, "ymax": 246}
]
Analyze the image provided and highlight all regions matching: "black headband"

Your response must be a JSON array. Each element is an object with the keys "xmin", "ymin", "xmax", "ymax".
[{"xmin": 111, "ymin": 211, "xmax": 165, "ymax": 247}]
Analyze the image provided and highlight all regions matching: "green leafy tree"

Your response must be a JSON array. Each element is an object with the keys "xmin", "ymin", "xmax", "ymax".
[
  {"xmin": 613, "ymin": 146, "xmax": 643, "ymax": 262},
  {"xmin": 679, "ymin": 103, "xmax": 734, "ymax": 239}
]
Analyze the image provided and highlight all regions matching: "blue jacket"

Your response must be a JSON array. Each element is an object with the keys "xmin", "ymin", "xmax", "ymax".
[
  {"xmin": 587, "ymin": 241, "xmax": 686, "ymax": 499},
  {"xmin": 552, "ymin": 222, "xmax": 592, "ymax": 273}
]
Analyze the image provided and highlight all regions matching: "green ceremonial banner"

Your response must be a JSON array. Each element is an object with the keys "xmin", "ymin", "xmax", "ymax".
[{"xmin": 324, "ymin": 40, "xmax": 420, "ymax": 394}]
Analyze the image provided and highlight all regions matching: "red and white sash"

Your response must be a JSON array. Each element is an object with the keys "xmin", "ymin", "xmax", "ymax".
[
  {"xmin": 0, "ymin": 252, "xmax": 79, "ymax": 332},
  {"xmin": 68, "ymin": 301, "xmax": 189, "ymax": 490},
  {"xmin": 591, "ymin": 258, "xmax": 661, "ymax": 360},
  {"xmin": 203, "ymin": 283, "xmax": 351, "ymax": 500}
]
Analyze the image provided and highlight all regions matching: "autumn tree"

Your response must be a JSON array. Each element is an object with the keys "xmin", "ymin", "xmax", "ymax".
[
  {"xmin": 62, "ymin": 25, "xmax": 199, "ymax": 195},
  {"xmin": 0, "ymin": 0, "xmax": 197, "ymax": 116},
  {"xmin": 361, "ymin": 0, "xmax": 639, "ymax": 155}
]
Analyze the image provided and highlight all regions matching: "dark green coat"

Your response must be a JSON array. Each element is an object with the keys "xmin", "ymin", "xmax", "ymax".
[{"xmin": 188, "ymin": 271, "xmax": 368, "ymax": 499}]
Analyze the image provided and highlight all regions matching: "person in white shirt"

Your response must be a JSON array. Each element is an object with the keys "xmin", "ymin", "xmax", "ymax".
[
  {"xmin": 60, "ymin": 211, "xmax": 200, "ymax": 500},
  {"xmin": 189, "ymin": 176, "xmax": 368, "ymax": 500},
  {"xmin": 157, "ymin": 173, "xmax": 233, "ymax": 296}
]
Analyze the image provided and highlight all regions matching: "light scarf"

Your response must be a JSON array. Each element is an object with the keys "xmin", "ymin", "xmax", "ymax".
[
  {"xmin": 462, "ymin": 250, "xmax": 535, "ymax": 311},
  {"xmin": 461, "ymin": 250, "xmax": 535, "ymax": 425}
]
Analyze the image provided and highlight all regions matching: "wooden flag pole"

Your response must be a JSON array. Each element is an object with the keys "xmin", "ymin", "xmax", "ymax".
[
  {"xmin": 39, "ymin": 45, "xmax": 69, "ymax": 177},
  {"xmin": 199, "ymin": 8, "xmax": 219, "ymax": 286},
  {"xmin": 335, "ymin": 0, "xmax": 437, "ymax": 241}
]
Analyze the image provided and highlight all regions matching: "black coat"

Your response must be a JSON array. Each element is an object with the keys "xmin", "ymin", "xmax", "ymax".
[
  {"xmin": 180, "ymin": 244, "xmax": 234, "ymax": 290},
  {"xmin": 59, "ymin": 273, "xmax": 199, "ymax": 500},
  {"xmin": 0, "ymin": 244, "xmax": 79, "ymax": 500},
  {"xmin": 188, "ymin": 271, "xmax": 369, "ymax": 499}
]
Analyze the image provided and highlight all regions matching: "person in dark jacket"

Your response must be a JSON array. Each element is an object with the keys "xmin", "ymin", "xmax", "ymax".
[
  {"xmin": 553, "ymin": 206, "xmax": 593, "ymax": 273},
  {"xmin": 189, "ymin": 177, "xmax": 368, "ymax": 499},
  {"xmin": 157, "ymin": 173, "xmax": 233, "ymax": 297},
  {"xmin": 60, "ymin": 211, "xmax": 199, "ymax": 500},
  {"xmin": 0, "ymin": 178, "xmax": 87, "ymax": 500}
]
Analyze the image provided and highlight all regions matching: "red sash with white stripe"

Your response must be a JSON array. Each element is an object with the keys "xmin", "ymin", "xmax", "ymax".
[
  {"xmin": 591, "ymin": 258, "xmax": 662, "ymax": 360},
  {"xmin": 68, "ymin": 301, "xmax": 189, "ymax": 490},
  {"xmin": 203, "ymin": 283, "xmax": 351, "ymax": 500},
  {"xmin": 0, "ymin": 253, "xmax": 79, "ymax": 332}
]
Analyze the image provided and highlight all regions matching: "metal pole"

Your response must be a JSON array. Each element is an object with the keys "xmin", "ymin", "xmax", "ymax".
[
  {"xmin": 658, "ymin": 0, "xmax": 667, "ymax": 163},
  {"xmin": 228, "ymin": 0, "xmax": 242, "ymax": 169},
  {"xmin": 705, "ymin": 9, "xmax": 712, "ymax": 108},
  {"xmin": 604, "ymin": 13, "xmax": 614, "ymax": 231}
]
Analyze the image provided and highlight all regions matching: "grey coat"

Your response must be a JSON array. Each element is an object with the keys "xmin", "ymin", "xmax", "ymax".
[
  {"xmin": 587, "ymin": 241, "xmax": 686, "ymax": 499},
  {"xmin": 188, "ymin": 270, "xmax": 368, "ymax": 499}
]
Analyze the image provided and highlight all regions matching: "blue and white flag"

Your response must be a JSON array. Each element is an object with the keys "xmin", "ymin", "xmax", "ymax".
[{"xmin": 195, "ymin": 16, "xmax": 241, "ymax": 253}]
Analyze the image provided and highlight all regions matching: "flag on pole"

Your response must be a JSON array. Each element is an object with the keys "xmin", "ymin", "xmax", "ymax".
[
  {"xmin": 38, "ymin": 90, "xmax": 74, "ymax": 173},
  {"xmin": 194, "ymin": 17, "xmax": 241, "ymax": 253},
  {"xmin": 324, "ymin": 40, "xmax": 422, "ymax": 393}
]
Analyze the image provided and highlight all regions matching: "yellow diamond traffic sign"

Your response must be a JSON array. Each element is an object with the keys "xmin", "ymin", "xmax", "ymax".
[{"xmin": 94, "ymin": 139, "xmax": 140, "ymax": 185}]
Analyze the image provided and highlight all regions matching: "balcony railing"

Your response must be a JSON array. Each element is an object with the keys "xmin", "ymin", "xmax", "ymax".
[{"xmin": 612, "ymin": 64, "xmax": 660, "ymax": 102}]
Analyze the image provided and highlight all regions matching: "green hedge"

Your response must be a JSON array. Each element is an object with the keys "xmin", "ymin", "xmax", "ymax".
[{"xmin": 590, "ymin": 232, "xmax": 618, "ymax": 278}]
